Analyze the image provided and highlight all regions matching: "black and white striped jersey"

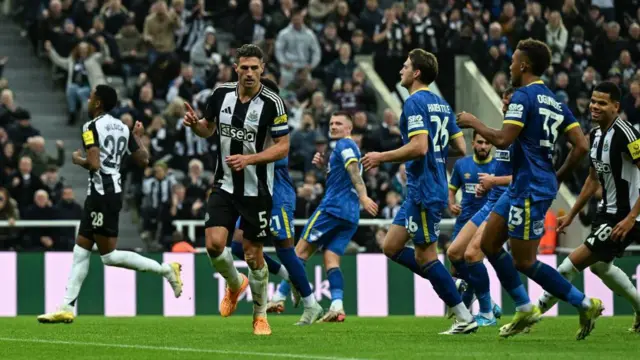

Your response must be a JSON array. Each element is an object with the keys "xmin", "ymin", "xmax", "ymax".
[
  {"xmin": 81, "ymin": 114, "xmax": 139, "ymax": 196},
  {"xmin": 203, "ymin": 82, "xmax": 289, "ymax": 198},
  {"xmin": 589, "ymin": 117, "xmax": 640, "ymax": 219}
]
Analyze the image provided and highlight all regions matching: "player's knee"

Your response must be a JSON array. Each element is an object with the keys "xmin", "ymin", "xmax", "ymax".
[
  {"xmin": 446, "ymin": 245, "xmax": 464, "ymax": 262},
  {"xmin": 589, "ymin": 262, "xmax": 611, "ymax": 276},
  {"xmin": 100, "ymin": 251, "xmax": 120, "ymax": 266},
  {"xmin": 464, "ymin": 246, "xmax": 483, "ymax": 263},
  {"xmin": 381, "ymin": 239, "xmax": 403, "ymax": 259},
  {"xmin": 513, "ymin": 258, "xmax": 536, "ymax": 273},
  {"xmin": 205, "ymin": 238, "xmax": 226, "ymax": 257}
]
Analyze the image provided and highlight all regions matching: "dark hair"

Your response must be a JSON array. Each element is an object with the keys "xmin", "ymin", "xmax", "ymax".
[
  {"xmin": 332, "ymin": 110, "xmax": 353, "ymax": 122},
  {"xmin": 408, "ymin": 48, "xmax": 438, "ymax": 85},
  {"xmin": 594, "ymin": 81, "xmax": 621, "ymax": 102},
  {"xmin": 516, "ymin": 38, "xmax": 551, "ymax": 77},
  {"xmin": 236, "ymin": 44, "xmax": 264, "ymax": 61},
  {"xmin": 260, "ymin": 78, "xmax": 279, "ymax": 92},
  {"xmin": 94, "ymin": 84, "xmax": 118, "ymax": 112},
  {"xmin": 472, "ymin": 130, "xmax": 478, "ymax": 139}
]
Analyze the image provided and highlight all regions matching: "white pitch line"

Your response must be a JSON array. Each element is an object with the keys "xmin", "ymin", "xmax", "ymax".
[{"xmin": 0, "ymin": 337, "xmax": 372, "ymax": 360}]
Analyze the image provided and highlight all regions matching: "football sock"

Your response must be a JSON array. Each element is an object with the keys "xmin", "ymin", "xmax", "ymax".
[
  {"xmin": 276, "ymin": 246, "xmax": 313, "ymax": 298},
  {"xmin": 209, "ymin": 247, "xmax": 243, "ymax": 291},
  {"xmin": 248, "ymin": 265, "xmax": 269, "ymax": 317},
  {"xmin": 327, "ymin": 267, "xmax": 344, "ymax": 311},
  {"xmin": 591, "ymin": 261, "xmax": 640, "ymax": 312},
  {"xmin": 486, "ymin": 249, "xmax": 531, "ymax": 309},
  {"xmin": 390, "ymin": 247, "xmax": 423, "ymax": 277},
  {"xmin": 538, "ymin": 257, "xmax": 578, "ymax": 311},
  {"xmin": 101, "ymin": 250, "xmax": 168, "ymax": 276},
  {"xmin": 522, "ymin": 260, "xmax": 587, "ymax": 309},
  {"xmin": 231, "ymin": 241, "xmax": 287, "ymax": 279},
  {"xmin": 63, "ymin": 245, "xmax": 91, "ymax": 307},
  {"xmin": 468, "ymin": 261, "xmax": 493, "ymax": 315},
  {"xmin": 420, "ymin": 260, "xmax": 464, "ymax": 308},
  {"xmin": 451, "ymin": 259, "xmax": 469, "ymax": 282},
  {"xmin": 276, "ymin": 280, "xmax": 290, "ymax": 299}
]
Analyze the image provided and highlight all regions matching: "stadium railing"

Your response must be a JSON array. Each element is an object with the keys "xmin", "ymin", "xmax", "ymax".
[{"xmin": 453, "ymin": 55, "xmax": 591, "ymax": 249}]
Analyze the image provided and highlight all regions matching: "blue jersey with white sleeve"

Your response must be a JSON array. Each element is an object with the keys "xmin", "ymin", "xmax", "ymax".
[
  {"xmin": 399, "ymin": 89, "xmax": 450, "ymax": 210},
  {"xmin": 273, "ymin": 157, "xmax": 295, "ymax": 209},
  {"xmin": 503, "ymin": 81, "xmax": 580, "ymax": 201},
  {"xmin": 318, "ymin": 137, "xmax": 361, "ymax": 224},
  {"xmin": 487, "ymin": 145, "xmax": 513, "ymax": 202},
  {"xmin": 449, "ymin": 155, "xmax": 496, "ymax": 217}
]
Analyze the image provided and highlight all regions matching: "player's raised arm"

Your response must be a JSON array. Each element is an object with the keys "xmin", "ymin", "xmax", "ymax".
[
  {"xmin": 128, "ymin": 121, "xmax": 150, "ymax": 168},
  {"xmin": 183, "ymin": 100, "xmax": 216, "ymax": 138},
  {"xmin": 555, "ymin": 104, "xmax": 588, "ymax": 182},
  {"xmin": 73, "ymin": 122, "xmax": 101, "ymax": 171}
]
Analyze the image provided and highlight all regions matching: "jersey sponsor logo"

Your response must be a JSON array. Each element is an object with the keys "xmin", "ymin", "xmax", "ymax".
[
  {"xmin": 533, "ymin": 219, "xmax": 544, "ymax": 236},
  {"xmin": 247, "ymin": 110, "xmax": 259, "ymax": 123},
  {"xmin": 505, "ymin": 103, "xmax": 523, "ymax": 119},
  {"xmin": 495, "ymin": 149, "xmax": 510, "ymax": 161},
  {"xmin": 274, "ymin": 114, "xmax": 288, "ymax": 125},
  {"xmin": 464, "ymin": 183, "xmax": 477, "ymax": 194},
  {"xmin": 628, "ymin": 139, "xmax": 640, "ymax": 160},
  {"xmin": 82, "ymin": 130, "xmax": 95, "ymax": 146},
  {"xmin": 407, "ymin": 115, "xmax": 424, "ymax": 130},
  {"xmin": 592, "ymin": 160, "xmax": 612, "ymax": 174},
  {"xmin": 220, "ymin": 123, "xmax": 256, "ymax": 142}
]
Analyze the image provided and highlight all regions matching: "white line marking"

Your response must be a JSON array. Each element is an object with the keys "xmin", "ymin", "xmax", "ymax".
[{"xmin": 0, "ymin": 337, "xmax": 371, "ymax": 360}]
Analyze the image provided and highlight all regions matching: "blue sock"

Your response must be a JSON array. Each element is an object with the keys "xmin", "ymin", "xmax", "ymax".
[
  {"xmin": 522, "ymin": 260, "xmax": 586, "ymax": 308},
  {"xmin": 420, "ymin": 260, "xmax": 462, "ymax": 307},
  {"xmin": 277, "ymin": 280, "xmax": 291, "ymax": 297},
  {"xmin": 486, "ymin": 249, "xmax": 530, "ymax": 307},
  {"xmin": 390, "ymin": 247, "xmax": 424, "ymax": 277},
  {"xmin": 468, "ymin": 261, "xmax": 492, "ymax": 314},
  {"xmin": 231, "ymin": 242, "xmax": 283, "ymax": 276},
  {"xmin": 326, "ymin": 267, "xmax": 344, "ymax": 302},
  {"xmin": 451, "ymin": 259, "xmax": 474, "ymax": 307},
  {"xmin": 276, "ymin": 246, "xmax": 312, "ymax": 297}
]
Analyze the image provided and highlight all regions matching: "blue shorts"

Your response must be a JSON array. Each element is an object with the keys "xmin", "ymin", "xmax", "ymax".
[
  {"xmin": 491, "ymin": 191, "xmax": 511, "ymax": 221},
  {"xmin": 301, "ymin": 209, "xmax": 357, "ymax": 256},
  {"xmin": 235, "ymin": 204, "xmax": 295, "ymax": 242},
  {"xmin": 470, "ymin": 198, "xmax": 498, "ymax": 227},
  {"xmin": 392, "ymin": 199, "xmax": 442, "ymax": 245},
  {"xmin": 451, "ymin": 213, "xmax": 473, "ymax": 241},
  {"xmin": 506, "ymin": 197, "xmax": 552, "ymax": 240}
]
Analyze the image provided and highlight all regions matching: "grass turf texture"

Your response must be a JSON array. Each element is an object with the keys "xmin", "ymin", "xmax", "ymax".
[{"xmin": 0, "ymin": 316, "xmax": 637, "ymax": 359}]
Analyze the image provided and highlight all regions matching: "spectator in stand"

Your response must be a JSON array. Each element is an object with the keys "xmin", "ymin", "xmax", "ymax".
[
  {"xmin": 116, "ymin": 17, "xmax": 148, "ymax": 85},
  {"xmin": 141, "ymin": 161, "xmax": 176, "ymax": 250},
  {"xmin": 53, "ymin": 186, "xmax": 82, "ymax": 249},
  {"xmin": 409, "ymin": 2, "xmax": 440, "ymax": 54},
  {"xmin": 44, "ymin": 40, "xmax": 105, "ymax": 125},
  {"xmin": 498, "ymin": 2, "xmax": 517, "ymax": 49},
  {"xmin": 350, "ymin": 29, "xmax": 371, "ymax": 55},
  {"xmin": 373, "ymin": 8, "xmax": 409, "ymax": 90},
  {"xmin": 1, "ymin": 141, "xmax": 17, "ymax": 180},
  {"xmin": 295, "ymin": 171, "xmax": 323, "ymax": 218},
  {"xmin": 23, "ymin": 190, "xmax": 59, "ymax": 251},
  {"xmin": 390, "ymin": 163, "xmax": 407, "ymax": 198},
  {"xmin": 0, "ymin": 186, "xmax": 19, "ymax": 250},
  {"xmin": 189, "ymin": 26, "xmax": 221, "ymax": 83},
  {"xmin": 352, "ymin": 110, "xmax": 376, "ymax": 151},
  {"xmin": 358, "ymin": 0, "xmax": 383, "ymax": 39},
  {"xmin": 8, "ymin": 156, "xmax": 45, "ymax": 214},
  {"xmin": 381, "ymin": 190, "xmax": 401, "ymax": 220},
  {"xmin": 327, "ymin": 1, "xmax": 359, "ymax": 42},
  {"xmin": 611, "ymin": 50, "xmax": 637, "ymax": 86},
  {"xmin": 325, "ymin": 43, "xmax": 356, "ymax": 90},
  {"xmin": 592, "ymin": 21, "xmax": 628, "ymax": 78},
  {"xmin": 318, "ymin": 22, "xmax": 342, "ymax": 70},
  {"xmin": 7, "ymin": 110, "xmax": 40, "ymax": 153},
  {"xmin": 308, "ymin": 0, "xmax": 338, "ymax": 23},
  {"xmin": 571, "ymin": 91, "xmax": 592, "ymax": 133},
  {"xmin": 40, "ymin": 165, "xmax": 65, "ymax": 205},
  {"xmin": 290, "ymin": 111, "xmax": 320, "ymax": 172},
  {"xmin": 622, "ymin": 79, "xmax": 640, "ymax": 127},
  {"xmin": 560, "ymin": 0, "xmax": 583, "ymax": 34},
  {"xmin": 579, "ymin": 66, "xmax": 599, "ymax": 96},
  {"xmin": 492, "ymin": 71, "xmax": 508, "ymax": 95},
  {"xmin": 546, "ymin": 11, "xmax": 568, "ymax": 67},
  {"xmin": 143, "ymin": 0, "xmax": 181, "ymax": 65},
  {"xmin": 183, "ymin": 158, "xmax": 209, "ymax": 202},
  {"xmin": 175, "ymin": 0, "xmax": 209, "ymax": 63},
  {"xmin": 484, "ymin": 22, "xmax": 511, "ymax": 79},
  {"xmin": 18, "ymin": 137, "xmax": 65, "ymax": 178},
  {"xmin": 52, "ymin": 18, "xmax": 81, "ymax": 58},
  {"xmin": 271, "ymin": 0, "xmax": 295, "ymax": 33},
  {"xmin": 516, "ymin": 1, "xmax": 545, "ymax": 42},
  {"xmin": 135, "ymin": 83, "xmax": 159, "ymax": 125},
  {"xmin": 100, "ymin": 0, "xmax": 129, "ymax": 36},
  {"xmin": 71, "ymin": 0, "xmax": 98, "ymax": 33},
  {"xmin": 236, "ymin": 0, "xmax": 275, "ymax": 53},
  {"xmin": 374, "ymin": 108, "xmax": 402, "ymax": 153},
  {"xmin": 166, "ymin": 65, "xmax": 204, "ymax": 103},
  {"xmin": 0, "ymin": 89, "xmax": 29, "ymax": 129},
  {"xmin": 39, "ymin": 0, "xmax": 65, "ymax": 47},
  {"xmin": 274, "ymin": 8, "xmax": 322, "ymax": 87}
]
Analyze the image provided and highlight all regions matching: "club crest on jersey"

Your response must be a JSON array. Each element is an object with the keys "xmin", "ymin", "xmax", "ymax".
[
  {"xmin": 220, "ymin": 123, "xmax": 256, "ymax": 142},
  {"xmin": 603, "ymin": 141, "xmax": 609, "ymax": 151},
  {"xmin": 464, "ymin": 173, "xmax": 471, "ymax": 179},
  {"xmin": 247, "ymin": 110, "xmax": 259, "ymax": 123}
]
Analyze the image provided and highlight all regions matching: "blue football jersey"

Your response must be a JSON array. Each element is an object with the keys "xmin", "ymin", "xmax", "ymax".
[
  {"xmin": 319, "ymin": 137, "xmax": 361, "ymax": 224},
  {"xmin": 487, "ymin": 145, "xmax": 513, "ymax": 202},
  {"xmin": 503, "ymin": 81, "xmax": 580, "ymax": 201},
  {"xmin": 449, "ymin": 155, "xmax": 496, "ymax": 216},
  {"xmin": 442, "ymin": 117, "xmax": 464, "ymax": 166},
  {"xmin": 273, "ymin": 157, "xmax": 295, "ymax": 208},
  {"xmin": 399, "ymin": 88, "xmax": 451, "ymax": 209}
]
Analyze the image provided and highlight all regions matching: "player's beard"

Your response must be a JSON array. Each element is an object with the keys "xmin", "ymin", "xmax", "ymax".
[{"xmin": 474, "ymin": 148, "xmax": 489, "ymax": 161}]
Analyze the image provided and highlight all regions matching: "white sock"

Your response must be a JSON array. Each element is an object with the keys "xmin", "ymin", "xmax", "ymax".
[
  {"xmin": 538, "ymin": 257, "xmax": 579, "ymax": 312},
  {"xmin": 452, "ymin": 302, "xmax": 474, "ymax": 323},
  {"xmin": 62, "ymin": 245, "xmax": 92, "ymax": 307},
  {"xmin": 101, "ymin": 250, "xmax": 169, "ymax": 276},
  {"xmin": 277, "ymin": 265, "xmax": 290, "ymax": 281},
  {"xmin": 249, "ymin": 265, "xmax": 268, "ymax": 317},
  {"xmin": 330, "ymin": 299, "xmax": 344, "ymax": 312},
  {"xmin": 479, "ymin": 311, "xmax": 494, "ymax": 319},
  {"xmin": 210, "ymin": 248, "xmax": 243, "ymax": 291},
  {"xmin": 516, "ymin": 303, "xmax": 533, "ymax": 312},
  {"xmin": 592, "ymin": 261, "xmax": 640, "ymax": 312},
  {"xmin": 302, "ymin": 294, "xmax": 317, "ymax": 308}
]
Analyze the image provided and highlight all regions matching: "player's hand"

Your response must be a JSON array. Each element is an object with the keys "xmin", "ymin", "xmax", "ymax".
[
  {"xmin": 44, "ymin": 40, "xmax": 52, "ymax": 53},
  {"xmin": 71, "ymin": 149, "xmax": 84, "ymax": 165},
  {"xmin": 312, "ymin": 152, "xmax": 324, "ymax": 168},
  {"xmin": 556, "ymin": 214, "xmax": 574, "ymax": 234},
  {"xmin": 362, "ymin": 151, "xmax": 383, "ymax": 171},
  {"xmin": 133, "ymin": 121, "xmax": 145, "ymax": 137},
  {"xmin": 449, "ymin": 203, "xmax": 462, "ymax": 216},
  {"xmin": 55, "ymin": 140, "xmax": 64, "ymax": 148},
  {"xmin": 612, "ymin": 215, "xmax": 635, "ymax": 241},
  {"xmin": 475, "ymin": 184, "xmax": 487, "ymax": 197},
  {"xmin": 225, "ymin": 154, "xmax": 252, "ymax": 171},
  {"xmin": 478, "ymin": 173, "xmax": 495, "ymax": 191},
  {"xmin": 360, "ymin": 196, "xmax": 379, "ymax": 217},
  {"xmin": 456, "ymin": 112, "xmax": 479, "ymax": 129},
  {"xmin": 183, "ymin": 102, "xmax": 199, "ymax": 128}
]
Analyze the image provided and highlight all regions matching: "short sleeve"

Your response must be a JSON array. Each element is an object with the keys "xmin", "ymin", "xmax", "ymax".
[
  {"xmin": 503, "ymin": 90, "xmax": 528, "ymax": 127},
  {"xmin": 403, "ymin": 97, "xmax": 429, "ymax": 138},
  {"xmin": 269, "ymin": 92, "xmax": 289, "ymax": 138},
  {"xmin": 560, "ymin": 103, "xmax": 581, "ymax": 134},
  {"xmin": 338, "ymin": 139, "xmax": 360, "ymax": 168},
  {"xmin": 81, "ymin": 121, "xmax": 99, "ymax": 150},
  {"xmin": 621, "ymin": 123, "xmax": 640, "ymax": 163},
  {"xmin": 448, "ymin": 113, "xmax": 463, "ymax": 140},
  {"xmin": 203, "ymin": 87, "xmax": 222, "ymax": 123},
  {"xmin": 449, "ymin": 160, "xmax": 462, "ymax": 191}
]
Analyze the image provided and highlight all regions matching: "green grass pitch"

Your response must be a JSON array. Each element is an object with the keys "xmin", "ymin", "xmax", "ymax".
[{"xmin": 0, "ymin": 316, "xmax": 637, "ymax": 359}]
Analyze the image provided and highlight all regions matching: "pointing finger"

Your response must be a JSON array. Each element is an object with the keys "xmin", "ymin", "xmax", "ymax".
[{"xmin": 184, "ymin": 102, "xmax": 195, "ymax": 113}]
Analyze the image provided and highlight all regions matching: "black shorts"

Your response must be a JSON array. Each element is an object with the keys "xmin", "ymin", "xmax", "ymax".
[
  {"xmin": 583, "ymin": 213, "xmax": 640, "ymax": 261},
  {"xmin": 78, "ymin": 193, "xmax": 122, "ymax": 239},
  {"xmin": 205, "ymin": 187, "xmax": 272, "ymax": 242}
]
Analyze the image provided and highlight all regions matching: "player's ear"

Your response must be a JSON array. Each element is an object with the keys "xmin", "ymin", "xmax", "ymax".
[{"xmin": 233, "ymin": 63, "xmax": 238, "ymax": 72}]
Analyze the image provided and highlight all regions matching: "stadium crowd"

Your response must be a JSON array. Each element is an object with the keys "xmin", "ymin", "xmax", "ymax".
[{"xmin": 0, "ymin": 0, "xmax": 639, "ymax": 252}]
